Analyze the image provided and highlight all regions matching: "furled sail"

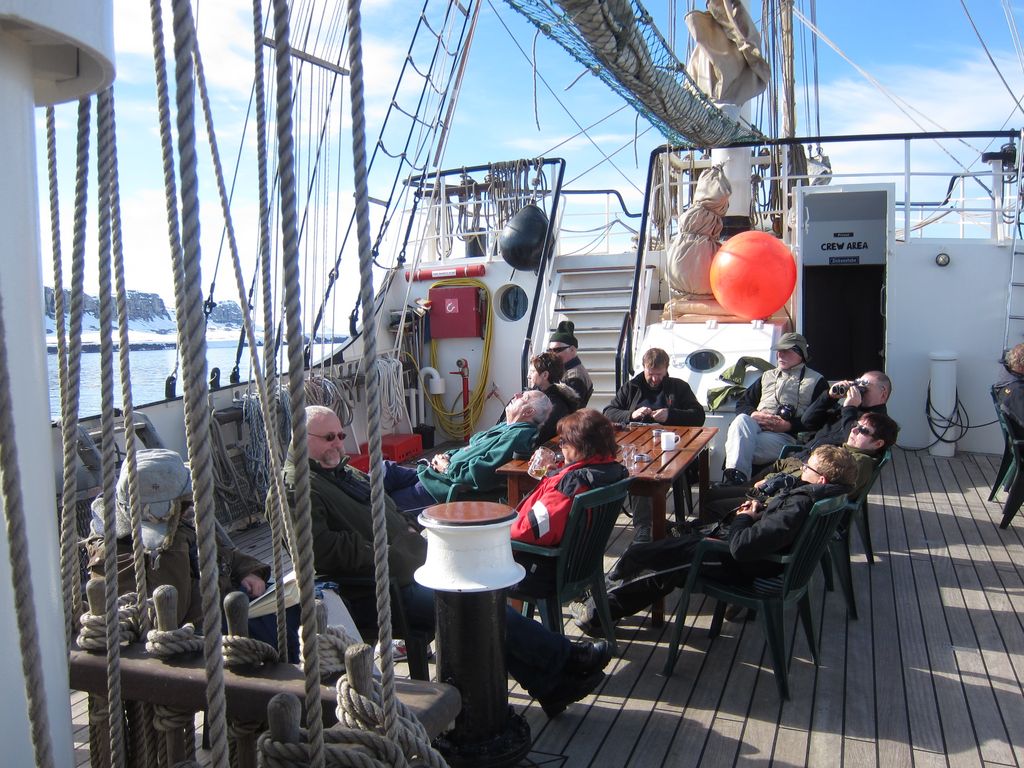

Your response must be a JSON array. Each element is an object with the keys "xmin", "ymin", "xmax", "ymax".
[
  {"xmin": 505, "ymin": 0, "xmax": 763, "ymax": 147},
  {"xmin": 685, "ymin": 0, "xmax": 769, "ymax": 105}
]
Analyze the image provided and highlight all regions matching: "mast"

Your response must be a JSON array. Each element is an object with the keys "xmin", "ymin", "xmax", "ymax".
[
  {"xmin": 0, "ymin": 2, "xmax": 114, "ymax": 763},
  {"xmin": 710, "ymin": 0, "xmax": 757, "ymax": 236}
]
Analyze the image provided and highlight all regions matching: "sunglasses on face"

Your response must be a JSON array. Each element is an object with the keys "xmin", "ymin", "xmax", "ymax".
[
  {"xmin": 851, "ymin": 423, "xmax": 876, "ymax": 437},
  {"xmin": 548, "ymin": 346, "xmax": 569, "ymax": 353},
  {"xmin": 310, "ymin": 431, "xmax": 345, "ymax": 443}
]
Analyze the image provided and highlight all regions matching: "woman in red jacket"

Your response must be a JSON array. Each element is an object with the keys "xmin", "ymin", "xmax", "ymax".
[{"xmin": 511, "ymin": 409, "xmax": 629, "ymax": 592}]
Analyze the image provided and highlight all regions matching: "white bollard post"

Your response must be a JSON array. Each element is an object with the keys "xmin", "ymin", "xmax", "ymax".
[{"xmin": 928, "ymin": 352, "xmax": 958, "ymax": 458}]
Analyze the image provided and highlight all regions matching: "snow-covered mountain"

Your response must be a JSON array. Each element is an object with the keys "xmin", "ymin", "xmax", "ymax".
[{"xmin": 43, "ymin": 287, "xmax": 345, "ymax": 349}]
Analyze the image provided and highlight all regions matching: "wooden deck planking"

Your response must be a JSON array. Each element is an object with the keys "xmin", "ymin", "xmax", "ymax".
[{"xmin": 69, "ymin": 448, "xmax": 1024, "ymax": 767}]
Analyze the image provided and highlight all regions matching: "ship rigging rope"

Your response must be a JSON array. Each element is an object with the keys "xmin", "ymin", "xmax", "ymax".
[
  {"xmin": 268, "ymin": 0, "xmax": 329, "ymax": 762},
  {"xmin": 251, "ymin": 0, "xmax": 291, "ymax": 660},
  {"xmin": 95, "ymin": 87, "xmax": 129, "ymax": 768},
  {"xmin": 48, "ymin": 100, "xmax": 88, "ymax": 647},
  {"xmin": 0, "ymin": 241, "xmax": 57, "ymax": 768},
  {"xmin": 107, "ymin": 88, "xmax": 154, "ymax": 645},
  {"xmin": 345, "ymin": 0, "xmax": 405, "ymax": 746},
  {"xmin": 167, "ymin": 1, "xmax": 232, "ymax": 764}
]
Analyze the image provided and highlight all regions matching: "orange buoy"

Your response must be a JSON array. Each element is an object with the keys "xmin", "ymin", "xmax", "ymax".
[{"xmin": 709, "ymin": 231, "xmax": 797, "ymax": 320}]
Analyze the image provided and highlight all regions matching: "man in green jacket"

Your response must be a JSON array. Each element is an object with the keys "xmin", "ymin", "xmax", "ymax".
[
  {"xmin": 288, "ymin": 404, "xmax": 613, "ymax": 718},
  {"xmin": 384, "ymin": 389, "xmax": 553, "ymax": 517}
]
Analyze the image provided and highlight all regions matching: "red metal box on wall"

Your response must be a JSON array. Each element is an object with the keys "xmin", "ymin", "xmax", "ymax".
[{"xmin": 428, "ymin": 285, "xmax": 484, "ymax": 339}]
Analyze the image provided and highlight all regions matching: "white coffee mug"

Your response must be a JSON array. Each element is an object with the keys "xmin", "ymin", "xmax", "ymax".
[{"xmin": 660, "ymin": 431, "xmax": 679, "ymax": 451}]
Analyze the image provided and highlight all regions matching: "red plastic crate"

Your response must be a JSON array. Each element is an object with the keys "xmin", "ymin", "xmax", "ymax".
[
  {"xmin": 346, "ymin": 453, "xmax": 370, "ymax": 473},
  {"xmin": 359, "ymin": 433, "xmax": 423, "ymax": 463}
]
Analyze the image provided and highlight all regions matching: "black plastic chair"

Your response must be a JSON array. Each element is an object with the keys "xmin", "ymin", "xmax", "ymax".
[
  {"xmin": 661, "ymin": 494, "xmax": 848, "ymax": 699},
  {"xmin": 990, "ymin": 392, "xmax": 1024, "ymax": 529},
  {"xmin": 508, "ymin": 478, "xmax": 632, "ymax": 653},
  {"xmin": 820, "ymin": 449, "xmax": 891, "ymax": 618}
]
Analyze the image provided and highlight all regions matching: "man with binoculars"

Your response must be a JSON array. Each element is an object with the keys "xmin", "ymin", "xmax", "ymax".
[
  {"xmin": 720, "ymin": 332, "xmax": 828, "ymax": 486},
  {"xmin": 799, "ymin": 369, "xmax": 892, "ymax": 446}
]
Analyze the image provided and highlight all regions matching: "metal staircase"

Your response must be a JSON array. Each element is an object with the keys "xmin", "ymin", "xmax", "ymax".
[
  {"xmin": 1005, "ymin": 246, "xmax": 1024, "ymax": 349},
  {"xmin": 548, "ymin": 254, "xmax": 657, "ymax": 411}
]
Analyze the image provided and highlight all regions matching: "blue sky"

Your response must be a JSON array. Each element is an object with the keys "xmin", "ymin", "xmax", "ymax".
[{"xmin": 37, "ymin": 0, "xmax": 1024, "ymax": 326}]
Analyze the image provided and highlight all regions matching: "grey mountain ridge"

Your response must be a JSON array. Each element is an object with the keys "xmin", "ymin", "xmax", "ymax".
[{"xmin": 43, "ymin": 287, "xmax": 243, "ymax": 328}]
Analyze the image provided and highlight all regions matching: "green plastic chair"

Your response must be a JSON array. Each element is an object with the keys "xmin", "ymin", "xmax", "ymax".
[
  {"xmin": 988, "ymin": 387, "xmax": 1024, "ymax": 528},
  {"xmin": 661, "ymin": 494, "xmax": 848, "ymax": 699},
  {"xmin": 509, "ymin": 477, "xmax": 632, "ymax": 653},
  {"xmin": 820, "ymin": 449, "xmax": 891, "ymax": 619}
]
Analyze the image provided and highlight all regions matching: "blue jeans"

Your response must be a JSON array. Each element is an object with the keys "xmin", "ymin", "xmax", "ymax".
[
  {"xmin": 382, "ymin": 461, "xmax": 438, "ymax": 520},
  {"xmin": 345, "ymin": 582, "xmax": 569, "ymax": 697}
]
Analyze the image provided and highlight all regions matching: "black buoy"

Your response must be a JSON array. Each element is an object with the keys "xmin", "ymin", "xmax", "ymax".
[{"xmin": 498, "ymin": 204, "xmax": 548, "ymax": 271}]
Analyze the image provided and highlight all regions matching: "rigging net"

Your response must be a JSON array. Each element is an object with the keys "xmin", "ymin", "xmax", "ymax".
[{"xmin": 504, "ymin": 0, "xmax": 763, "ymax": 147}]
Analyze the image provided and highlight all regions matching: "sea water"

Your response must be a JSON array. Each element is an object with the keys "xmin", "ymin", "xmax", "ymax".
[{"xmin": 46, "ymin": 344, "xmax": 264, "ymax": 419}]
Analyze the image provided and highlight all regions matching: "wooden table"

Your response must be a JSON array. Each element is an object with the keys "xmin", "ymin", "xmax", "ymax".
[{"xmin": 497, "ymin": 424, "xmax": 717, "ymax": 624}]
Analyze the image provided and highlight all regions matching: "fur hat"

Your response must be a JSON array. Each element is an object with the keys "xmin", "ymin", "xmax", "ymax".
[
  {"xmin": 91, "ymin": 449, "xmax": 191, "ymax": 550},
  {"xmin": 549, "ymin": 320, "xmax": 578, "ymax": 349}
]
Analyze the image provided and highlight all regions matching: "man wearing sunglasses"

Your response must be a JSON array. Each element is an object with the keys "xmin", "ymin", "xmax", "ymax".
[
  {"xmin": 548, "ymin": 320, "xmax": 593, "ymax": 407},
  {"xmin": 287, "ymin": 404, "xmax": 614, "ymax": 718},
  {"xmin": 572, "ymin": 445, "xmax": 856, "ymax": 635},
  {"xmin": 701, "ymin": 411, "xmax": 899, "ymax": 521}
]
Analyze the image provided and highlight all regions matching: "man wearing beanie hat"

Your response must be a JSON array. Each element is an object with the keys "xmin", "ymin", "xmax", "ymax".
[
  {"xmin": 548, "ymin": 320, "xmax": 593, "ymax": 407},
  {"xmin": 720, "ymin": 332, "xmax": 828, "ymax": 485}
]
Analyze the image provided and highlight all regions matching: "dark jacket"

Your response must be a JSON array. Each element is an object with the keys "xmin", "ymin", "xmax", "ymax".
[
  {"xmin": 86, "ymin": 520, "xmax": 269, "ymax": 628},
  {"xmin": 799, "ymin": 390, "xmax": 888, "ymax": 447},
  {"xmin": 511, "ymin": 455, "xmax": 629, "ymax": 546},
  {"xmin": 286, "ymin": 458, "xmax": 427, "ymax": 595},
  {"xmin": 564, "ymin": 357, "xmax": 594, "ymax": 407},
  {"xmin": 536, "ymin": 382, "xmax": 580, "ymax": 445},
  {"xmin": 995, "ymin": 375, "xmax": 1024, "ymax": 432},
  {"xmin": 603, "ymin": 373, "xmax": 705, "ymax": 426},
  {"xmin": 723, "ymin": 481, "xmax": 849, "ymax": 579}
]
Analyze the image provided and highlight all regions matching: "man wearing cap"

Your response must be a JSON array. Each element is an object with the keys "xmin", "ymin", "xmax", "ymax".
[
  {"xmin": 720, "ymin": 332, "xmax": 828, "ymax": 486},
  {"xmin": 548, "ymin": 320, "xmax": 594, "ymax": 407}
]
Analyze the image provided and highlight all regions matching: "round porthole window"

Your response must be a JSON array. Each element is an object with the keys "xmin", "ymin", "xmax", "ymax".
[
  {"xmin": 496, "ymin": 284, "xmax": 529, "ymax": 321},
  {"xmin": 685, "ymin": 348, "xmax": 723, "ymax": 373}
]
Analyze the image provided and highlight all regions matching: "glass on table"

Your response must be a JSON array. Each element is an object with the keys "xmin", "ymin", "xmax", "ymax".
[{"xmin": 618, "ymin": 443, "xmax": 637, "ymax": 470}]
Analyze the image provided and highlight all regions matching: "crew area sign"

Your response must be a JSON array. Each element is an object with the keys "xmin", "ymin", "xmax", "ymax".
[{"xmin": 800, "ymin": 188, "xmax": 888, "ymax": 266}]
